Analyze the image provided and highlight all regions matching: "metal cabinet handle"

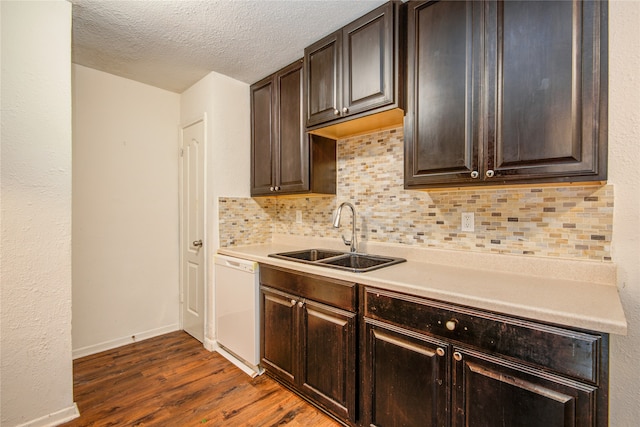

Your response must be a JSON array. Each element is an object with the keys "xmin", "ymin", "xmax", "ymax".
[
  {"xmin": 334, "ymin": 109, "xmax": 340, "ymax": 115},
  {"xmin": 436, "ymin": 347, "xmax": 445, "ymax": 357},
  {"xmin": 193, "ymin": 240, "xmax": 203, "ymax": 247},
  {"xmin": 446, "ymin": 320, "xmax": 457, "ymax": 331},
  {"xmin": 270, "ymin": 186, "xmax": 275, "ymax": 191},
  {"xmin": 342, "ymin": 107, "xmax": 349, "ymax": 114},
  {"xmin": 453, "ymin": 351, "xmax": 463, "ymax": 362},
  {"xmin": 290, "ymin": 299, "xmax": 296, "ymax": 306},
  {"xmin": 470, "ymin": 171, "xmax": 479, "ymax": 179},
  {"xmin": 486, "ymin": 169, "xmax": 495, "ymax": 178},
  {"xmin": 298, "ymin": 301, "xmax": 304, "ymax": 308},
  {"xmin": 275, "ymin": 186, "xmax": 280, "ymax": 191}
]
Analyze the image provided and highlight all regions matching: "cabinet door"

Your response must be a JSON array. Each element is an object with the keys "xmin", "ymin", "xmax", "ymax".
[
  {"xmin": 250, "ymin": 76, "xmax": 275, "ymax": 195},
  {"xmin": 276, "ymin": 60, "xmax": 309, "ymax": 193},
  {"xmin": 363, "ymin": 320, "xmax": 449, "ymax": 427},
  {"xmin": 305, "ymin": 31, "xmax": 342, "ymax": 127},
  {"xmin": 404, "ymin": 0, "xmax": 482, "ymax": 188},
  {"xmin": 486, "ymin": 0, "xmax": 607, "ymax": 183},
  {"xmin": 299, "ymin": 299, "xmax": 357, "ymax": 423},
  {"xmin": 452, "ymin": 348, "xmax": 597, "ymax": 427},
  {"xmin": 342, "ymin": 1, "xmax": 395, "ymax": 117},
  {"xmin": 261, "ymin": 287, "xmax": 297, "ymax": 385}
]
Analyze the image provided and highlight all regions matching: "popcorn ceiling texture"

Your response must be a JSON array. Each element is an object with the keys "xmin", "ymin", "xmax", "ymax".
[
  {"xmin": 219, "ymin": 127, "xmax": 613, "ymax": 261},
  {"xmin": 72, "ymin": 1, "xmax": 388, "ymax": 92}
]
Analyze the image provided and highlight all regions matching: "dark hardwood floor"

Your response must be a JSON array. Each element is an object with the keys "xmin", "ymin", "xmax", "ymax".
[{"xmin": 61, "ymin": 331, "xmax": 341, "ymax": 427}]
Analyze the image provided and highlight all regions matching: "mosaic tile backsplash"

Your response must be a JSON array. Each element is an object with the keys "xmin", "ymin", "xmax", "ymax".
[{"xmin": 219, "ymin": 127, "xmax": 613, "ymax": 261}]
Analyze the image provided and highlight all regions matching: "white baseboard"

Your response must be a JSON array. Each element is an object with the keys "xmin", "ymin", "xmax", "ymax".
[
  {"xmin": 15, "ymin": 403, "xmax": 79, "ymax": 427},
  {"xmin": 72, "ymin": 324, "xmax": 180, "ymax": 359}
]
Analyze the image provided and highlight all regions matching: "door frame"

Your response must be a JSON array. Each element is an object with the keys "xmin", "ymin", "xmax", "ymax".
[{"xmin": 178, "ymin": 113, "xmax": 208, "ymax": 343}]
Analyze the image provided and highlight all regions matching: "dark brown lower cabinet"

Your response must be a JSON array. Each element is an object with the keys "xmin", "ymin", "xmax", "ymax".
[
  {"xmin": 300, "ymin": 299, "xmax": 357, "ymax": 421},
  {"xmin": 261, "ymin": 272, "xmax": 610, "ymax": 426},
  {"xmin": 362, "ymin": 287, "xmax": 609, "ymax": 427},
  {"xmin": 362, "ymin": 319, "xmax": 449, "ymax": 427},
  {"xmin": 453, "ymin": 348, "xmax": 598, "ymax": 427},
  {"xmin": 261, "ymin": 287, "xmax": 297, "ymax": 384},
  {"xmin": 260, "ymin": 266, "xmax": 357, "ymax": 425}
]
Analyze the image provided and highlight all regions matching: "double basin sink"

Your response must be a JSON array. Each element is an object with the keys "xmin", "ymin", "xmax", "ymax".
[{"xmin": 269, "ymin": 248, "xmax": 406, "ymax": 273}]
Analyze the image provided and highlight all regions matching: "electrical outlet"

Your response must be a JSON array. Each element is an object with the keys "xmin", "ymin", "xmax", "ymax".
[
  {"xmin": 461, "ymin": 212, "xmax": 474, "ymax": 232},
  {"xmin": 296, "ymin": 210, "xmax": 302, "ymax": 224}
]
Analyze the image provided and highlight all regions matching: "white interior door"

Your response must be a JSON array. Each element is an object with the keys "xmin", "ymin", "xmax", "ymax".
[{"xmin": 181, "ymin": 119, "xmax": 205, "ymax": 342}]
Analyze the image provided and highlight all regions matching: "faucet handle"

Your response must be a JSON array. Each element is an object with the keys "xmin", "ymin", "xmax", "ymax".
[{"xmin": 333, "ymin": 201, "xmax": 357, "ymax": 253}]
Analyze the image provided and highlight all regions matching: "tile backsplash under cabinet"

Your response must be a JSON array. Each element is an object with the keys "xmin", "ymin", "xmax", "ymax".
[{"xmin": 219, "ymin": 127, "xmax": 613, "ymax": 261}]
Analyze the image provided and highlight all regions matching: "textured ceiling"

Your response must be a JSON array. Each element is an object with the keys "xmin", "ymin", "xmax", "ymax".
[{"xmin": 71, "ymin": 0, "xmax": 388, "ymax": 93}]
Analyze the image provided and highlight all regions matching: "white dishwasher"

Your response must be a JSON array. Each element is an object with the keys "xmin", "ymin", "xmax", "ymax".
[{"xmin": 214, "ymin": 254, "xmax": 263, "ymax": 377}]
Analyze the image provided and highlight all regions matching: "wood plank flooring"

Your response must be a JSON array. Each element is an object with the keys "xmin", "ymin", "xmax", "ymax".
[{"xmin": 61, "ymin": 331, "xmax": 341, "ymax": 427}]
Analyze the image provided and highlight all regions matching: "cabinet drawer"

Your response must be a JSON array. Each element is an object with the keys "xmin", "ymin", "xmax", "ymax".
[
  {"xmin": 364, "ymin": 287, "xmax": 602, "ymax": 383},
  {"xmin": 260, "ymin": 265, "xmax": 356, "ymax": 312}
]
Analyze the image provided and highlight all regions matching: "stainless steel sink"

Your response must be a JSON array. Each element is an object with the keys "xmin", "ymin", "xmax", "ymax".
[
  {"xmin": 269, "ymin": 249, "xmax": 406, "ymax": 272},
  {"xmin": 320, "ymin": 253, "xmax": 404, "ymax": 271},
  {"xmin": 271, "ymin": 249, "xmax": 345, "ymax": 262}
]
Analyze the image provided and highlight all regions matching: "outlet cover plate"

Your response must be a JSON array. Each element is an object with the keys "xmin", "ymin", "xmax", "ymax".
[{"xmin": 461, "ymin": 212, "xmax": 474, "ymax": 232}]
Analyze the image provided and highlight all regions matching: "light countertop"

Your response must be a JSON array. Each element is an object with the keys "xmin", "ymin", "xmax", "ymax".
[{"xmin": 217, "ymin": 235, "xmax": 627, "ymax": 335}]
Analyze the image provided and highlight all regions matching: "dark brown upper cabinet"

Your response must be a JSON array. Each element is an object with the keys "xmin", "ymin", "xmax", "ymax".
[
  {"xmin": 251, "ymin": 59, "xmax": 336, "ymax": 197},
  {"xmin": 304, "ymin": 1, "xmax": 405, "ymax": 139},
  {"xmin": 404, "ymin": 0, "xmax": 608, "ymax": 189}
]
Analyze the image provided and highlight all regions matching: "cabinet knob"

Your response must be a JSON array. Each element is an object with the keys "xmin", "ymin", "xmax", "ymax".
[
  {"xmin": 298, "ymin": 301, "xmax": 304, "ymax": 308},
  {"xmin": 445, "ymin": 320, "xmax": 457, "ymax": 331},
  {"xmin": 436, "ymin": 347, "xmax": 445, "ymax": 357},
  {"xmin": 275, "ymin": 186, "xmax": 281, "ymax": 191},
  {"xmin": 486, "ymin": 169, "xmax": 495, "ymax": 178},
  {"xmin": 453, "ymin": 351, "xmax": 463, "ymax": 362},
  {"xmin": 470, "ymin": 171, "xmax": 479, "ymax": 179},
  {"xmin": 270, "ymin": 186, "xmax": 275, "ymax": 191},
  {"xmin": 334, "ymin": 109, "xmax": 340, "ymax": 115},
  {"xmin": 290, "ymin": 299, "xmax": 296, "ymax": 306},
  {"xmin": 342, "ymin": 107, "xmax": 349, "ymax": 114}
]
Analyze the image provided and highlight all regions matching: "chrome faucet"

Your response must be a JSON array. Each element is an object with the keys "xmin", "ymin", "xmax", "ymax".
[{"xmin": 333, "ymin": 202, "xmax": 357, "ymax": 253}]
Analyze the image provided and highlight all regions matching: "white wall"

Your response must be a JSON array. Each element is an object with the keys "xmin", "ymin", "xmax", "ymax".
[
  {"xmin": 608, "ymin": 1, "xmax": 640, "ymax": 424},
  {"xmin": 72, "ymin": 64, "xmax": 181, "ymax": 357},
  {"xmin": 0, "ymin": 1, "xmax": 78, "ymax": 426},
  {"xmin": 180, "ymin": 71, "xmax": 250, "ymax": 345}
]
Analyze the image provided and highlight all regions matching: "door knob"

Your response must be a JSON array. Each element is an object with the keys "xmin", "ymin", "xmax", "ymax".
[{"xmin": 193, "ymin": 240, "xmax": 203, "ymax": 247}]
